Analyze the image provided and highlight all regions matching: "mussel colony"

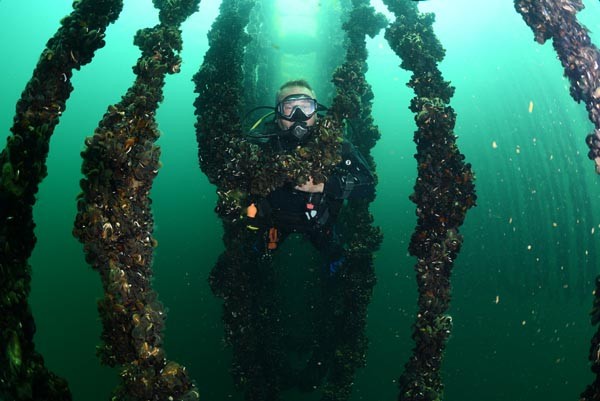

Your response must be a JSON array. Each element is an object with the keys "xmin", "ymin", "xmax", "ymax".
[
  {"xmin": 514, "ymin": 1, "xmax": 600, "ymax": 400},
  {"xmin": 299, "ymin": 2, "xmax": 385, "ymax": 400},
  {"xmin": 73, "ymin": 0, "xmax": 201, "ymax": 399},
  {"xmin": 382, "ymin": 1, "xmax": 476, "ymax": 400},
  {"xmin": 194, "ymin": 2, "xmax": 285, "ymax": 399},
  {"xmin": 1, "ymin": 0, "xmax": 600, "ymax": 401},
  {"xmin": 0, "ymin": 0, "xmax": 125, "ymax": 399}
]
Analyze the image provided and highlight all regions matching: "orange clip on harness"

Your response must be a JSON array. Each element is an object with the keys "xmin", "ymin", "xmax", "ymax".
[{"xmin": 268, "ymin": 227, "xmax": 279, "ymax": 250}]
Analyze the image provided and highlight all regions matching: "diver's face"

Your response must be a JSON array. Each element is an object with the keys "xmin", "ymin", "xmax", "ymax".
[{"xmin": 277, "ymin": 86, "xmax": 317, "ymax": 130}]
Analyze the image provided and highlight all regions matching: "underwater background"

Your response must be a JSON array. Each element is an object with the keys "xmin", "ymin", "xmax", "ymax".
[{"xmin": 2, "ymin": 0, "xmax": 600, "ymax": 400}]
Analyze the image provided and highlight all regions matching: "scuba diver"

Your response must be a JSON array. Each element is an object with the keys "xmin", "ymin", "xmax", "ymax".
[
  {"xmin": 207, "ymin": 79, "xmax": 377, "ymax": 399},
  {"xmin": 244, "ymin": 79, "xmax": 375, "ymax": 275}
]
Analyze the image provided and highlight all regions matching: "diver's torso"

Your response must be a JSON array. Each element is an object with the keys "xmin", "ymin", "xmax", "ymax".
[{"xmin": 266, "ymin": 184, "xmax": 339, "ymax": 233}]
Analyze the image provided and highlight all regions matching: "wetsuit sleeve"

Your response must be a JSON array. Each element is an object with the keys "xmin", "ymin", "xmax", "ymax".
[{"xmin": 323, "ymin": 142, "xmax": 375, "ymax": 200}]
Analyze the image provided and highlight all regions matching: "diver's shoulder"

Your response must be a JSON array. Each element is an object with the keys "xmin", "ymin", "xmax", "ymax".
[{"xmin": 340, "ymin": 139, "xmax": 358, "ymax": 157}]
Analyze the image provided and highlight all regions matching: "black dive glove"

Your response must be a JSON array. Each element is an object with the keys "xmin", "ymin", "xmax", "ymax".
[
  {"xmin": 323, "ymin": 142, "xmax": 376, "ymax": 200},
  {"xmin": 323, "ymin": 174, "xmax": 355, "ymax": 200}
]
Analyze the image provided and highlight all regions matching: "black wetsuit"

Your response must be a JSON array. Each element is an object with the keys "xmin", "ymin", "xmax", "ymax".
[{"xmin": 251, "ymin": 131, "xmax": 375, "ymax": 273}]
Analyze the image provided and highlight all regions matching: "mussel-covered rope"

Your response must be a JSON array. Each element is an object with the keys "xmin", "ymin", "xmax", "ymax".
[
  {"xmin": 382, "ymin": 1, "xmax": 477, "ymax": 400},
  {"xmin": 193, "ymin": 0, "xmax": 255, "ymax": 194},
  {"xmin": 316, "ymin": 1, "xmax": 386, "ymax": 401},
  {"xmin": 193, "ymin": 2, "xmax": 287, "ymax": 400},
  {"xmin": 513, "ymin": 2, "xmax": 600, "ymax": 399},
  {"xmin": 0, "ymin": 1, "xmax": 123, "ymax": 399},
  {"xmin": 72, "ymin": 1, "xmax": 200, "ymax": 400},
  {"xmin": 515, "ymin": 0, "xmax": 600, "ymax": 174}
]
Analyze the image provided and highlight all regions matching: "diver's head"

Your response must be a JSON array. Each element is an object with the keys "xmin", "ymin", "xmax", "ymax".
[{"xmin": 275, "ymin": 80, "xmax": 318, "ymax": 137}]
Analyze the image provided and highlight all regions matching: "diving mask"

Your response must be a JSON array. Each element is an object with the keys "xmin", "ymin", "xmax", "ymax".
[{"xmin": 276, "ymin": 94, "xmax": 318, "ymax": 121}]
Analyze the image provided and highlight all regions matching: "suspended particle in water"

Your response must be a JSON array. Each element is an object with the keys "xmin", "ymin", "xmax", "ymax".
[
  {"xmin": 492, "ymin": 141, "xmax": 498, "ymax": 149},
  {"xmin": 528, "ymin": 101, "xmax": 534, "ymax": 113},
  {"xmin": 527, "ymin": 245, "xmax": 532, "ymax": 250}
]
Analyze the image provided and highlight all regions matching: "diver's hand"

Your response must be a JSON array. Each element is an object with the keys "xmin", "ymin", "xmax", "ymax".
[{"xmin": 295, "ymin": 177, "xmax": 324, "ymax": 193}]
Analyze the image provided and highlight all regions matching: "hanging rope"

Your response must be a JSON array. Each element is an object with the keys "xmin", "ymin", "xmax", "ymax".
[
  {"xmin": 193, "ymin": 0, "xmax": 255, "ymax": 194},
  {"xmin": 513, "ymin": 2, "xmax": 600, "ymax": 399},
  {"xmin": 316, "ymin": 2, "xmax": 386, "ymax": 400},
  {"xmin": 0, "ymin": 1, "xmax": 123, "ymax": 399},
  {"xmin": 515, "ymin": 0, "xmax": 600, "ymax": 173},
  {"xmin": 193, "ymin": 2, "xmax": 289, "ymax": 400},
  {"xmin": 72, "ymin": 1, "xmax": 200, "ymax": 400},
  {"xmin": 381, "ymin": 1, "xmax": 476, "ymax": 400}
]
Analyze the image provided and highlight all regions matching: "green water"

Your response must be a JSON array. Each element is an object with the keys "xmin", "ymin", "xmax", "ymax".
[{"xmin": 2, "ymin": 0, "xmax": 600, "ymax": 400}]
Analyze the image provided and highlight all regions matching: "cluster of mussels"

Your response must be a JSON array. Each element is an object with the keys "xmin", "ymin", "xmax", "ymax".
[
  {"xmin": 194, "ymin": 1, "xmax": 290, "ymax": 400},
  {"xmin": 585, "ymin": 275, "xmax": 600, "ymax": 401},
  {"xmin": 515, "ymin": 0, "xmax": 600, "ymax": 173},
  {"xmin": 208, "ymin": 220, "xmax": 285, "ymax": 401},
  {"xmin": 382, "ymin": 1, "xmax": 476, "ymax": 401},
  {"xmin": 316, "ymin": 2, "xmax": 386, "ymax": 401},
  {"xmin": 193, "ymin": 0, "xmax": 254, "ymax": 192},
  {"xmin": 319, "ymin": 208, "xmax": 381, "ymax": 401},
  {"xmin": 73, "ymin": 2, "xmax": 200, "ymax": 400},
  {"xmin": 0, "ymin": 0, "xmax": 125, "ymax": 399},
  {"xmin": 238, "ymin": 119, "xmax": 344, "ymax": 196},
  {"xmin": 514, "ymin": 2, "xmax": 600, "ymax": 399}
]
